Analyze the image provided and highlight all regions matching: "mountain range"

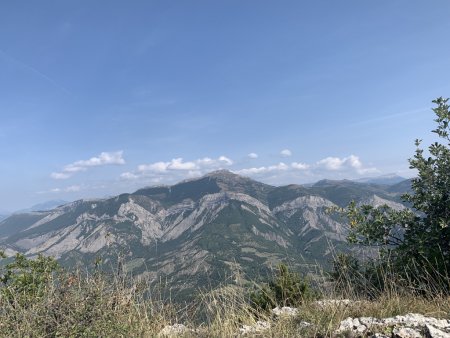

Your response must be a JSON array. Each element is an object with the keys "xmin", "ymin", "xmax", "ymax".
[
  {"xmin": 355, "ymin": 173, "xmax": 407, "ymax": 185},
  {"xmin": 0, "ymin": 171, "xmax": 409, "ymax": 296}
]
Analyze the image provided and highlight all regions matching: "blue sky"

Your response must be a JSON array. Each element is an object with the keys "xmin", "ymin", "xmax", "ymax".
[{"xmin": 1, "ymin": 1, "xmax": 450, "ymax": 211}]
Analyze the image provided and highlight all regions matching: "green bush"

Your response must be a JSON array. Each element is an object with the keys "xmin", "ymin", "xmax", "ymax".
[
  {"xmin": 250, "ymin": 264, "xmax": 314, "ymax": 311},
  {"xmin": 340, "ymin": 97, "xmax": 450, "ymax": 293},
  {"xmin": 330, "ymin": 253, "xmax": 405, "ymax": 299},
  {"xmin": 0, "ymin": 251, "xmax": 59, "ymax": 306}
]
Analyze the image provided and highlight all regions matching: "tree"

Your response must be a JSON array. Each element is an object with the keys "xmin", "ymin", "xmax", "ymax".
[
  {"xmin": 250, "ymin": 264, "xmax": 313, "ymax": 311},
  {"xmin": 0, "ymin": 251, "xmax": 59, "ymax": 306},
  {"xmin": 342, "ymin": 97, "xmax": 450, "ymax": 288}
]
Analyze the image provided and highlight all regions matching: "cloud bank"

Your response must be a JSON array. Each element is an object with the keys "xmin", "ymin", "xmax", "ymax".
[
  {"xmin": 121, "ymin": 153, "xmax": 377, "ymax": 187},
  {"xmin": 234, "ymin": 154, "xmax": 378, "ymax": 184},
  {"xmin": 121, "ymin": 156, "xmax": 233, "ymax": 181},
  {"xmin": 51, "ymin": 151, "xmax": 125, "ymax": 179}
]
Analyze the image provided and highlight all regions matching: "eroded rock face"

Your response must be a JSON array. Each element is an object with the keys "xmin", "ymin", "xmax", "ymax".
[{"xmin": 335, "ymin": 313, "xmax": 450, "ymax": 338}]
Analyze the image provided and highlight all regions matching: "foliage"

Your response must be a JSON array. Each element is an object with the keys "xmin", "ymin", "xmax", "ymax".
[
  {"xmin": 340, "ymin": 97, "xmax": 450, "ymax": 290},
  {"xmin": 0, "ymin": 254, "xmax": 449, "ymax": 336},
  {"xmin": 330, "ymin": 253, "xmax": 365, "ymax": 295},
  {"xmin": 0, "ymin": 251, "xmax": 59, "ymax": 306},
  {"xmin": 250, "ymin": 263, "xmax": 314, "ymax": 311},
  {"xmin": 330, "ymin": 252, "xmax": 410, "ymax": 299}
]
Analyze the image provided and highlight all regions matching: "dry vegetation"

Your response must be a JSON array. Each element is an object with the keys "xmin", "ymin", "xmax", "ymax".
[{"xmin": 0, "ymin": 255, "xmax": 449, "ymax": 337}]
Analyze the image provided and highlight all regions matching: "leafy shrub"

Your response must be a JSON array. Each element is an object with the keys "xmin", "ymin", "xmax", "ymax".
[
  {"xmin": 339, "ymin": 97, "xmax": 450, "ymax": 293},
  {"xmin": 250, "ymin": 264, "xmax": 314, "ymax": 311},
  {"xmin": 330, "ymin": 253, "xmax": 404, "ymax": 299},
  {"xmin": 0, "ymin": 251, "xmax": 59, "ymax": 306}
]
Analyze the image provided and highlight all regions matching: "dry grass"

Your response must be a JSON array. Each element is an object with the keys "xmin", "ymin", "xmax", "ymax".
[{"xmin": 0, "ymin": 265, "xmax": 449, "ymax": 337}]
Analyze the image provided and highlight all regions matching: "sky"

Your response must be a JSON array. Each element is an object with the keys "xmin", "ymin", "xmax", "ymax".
[{"xmin": 1, "ymin": 1, "xmax": 450, "ymax": 212}]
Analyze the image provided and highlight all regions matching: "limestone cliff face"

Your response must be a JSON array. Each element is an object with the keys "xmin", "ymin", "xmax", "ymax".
[{"xmin": 0, "ymin": 171, "xmax": 410, "ymax": 291}]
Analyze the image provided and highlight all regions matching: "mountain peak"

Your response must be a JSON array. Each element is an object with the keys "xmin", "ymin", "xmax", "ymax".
[{"xmin": 203, "ymin": 169, "xmax": 239, "ymax": 178}]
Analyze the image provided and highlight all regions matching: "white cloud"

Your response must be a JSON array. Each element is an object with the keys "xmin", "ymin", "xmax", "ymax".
[
  {"xmin": 236, "ymin": 155, "xmax": 377, "ymax": 183},
  {"xmin": 236, "ymin": 167, "xmax": 267, "ymax": 175},
  {"xmin": 138, "ymin": 162, "xmax": 168, "ymax": 173},
  {"xmin": 316, "ymin": 155, "xmax": 371, "ymax": 174},
  {"xmin": 120, "ymin": 152, "xmax": 378, "ymax": 187},
  {"xmin": 317, "ymin": 157, "xmax": 346, "ymax": 170},
  {"xmin": 248, "ymin": 153, "xmax": 258, "ymax": 159},
  {"xmin": 50, "ymin": 172, "xmax": 71, "ymax": 180},
  {"xmin": 218, "ymin": 156, "xmax": 233, "ymax": 166},
  {"xmin": 51, "ymin": 151, "xmax": 125, "ymax": 180},
  {"xmin": 280, "ymin": 149, "xmax": 292, "ymax": 157},
  {"xmin": 65, "ymin": 185, "xmax": 81, "ymax": 192},
  {"xmin": 121, "ymin": 155, "xmax": 234, "ymax": 181},
  {"xmin": 235, "ymin": 162, "xmax": 289, "ymax": 176},
  {"xmin": 291, "ymin": 162, "xmax": 309, "ymax": 170},
  {"xmin": 120, "ymin": 172, "xmax": 139, "ymax": 180},
  {"xmin": 166, "ymin": 158, "xmax": 197, "ymax": 170},
  {"xmin": 69, "ymin": 151, "xmax": 125, "ymax": 168}
]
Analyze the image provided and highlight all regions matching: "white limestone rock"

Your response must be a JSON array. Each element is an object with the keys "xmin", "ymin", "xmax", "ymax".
[
  {"xmin": 239, "ymin": 320, "xmax": 271, "ymax": 335},
  {"xmin": 272, "ymin": 306, "xmax": 299, "ymax": 317},
  {"xmin": 425, "ymin": 324, "xmax": 450, "ymax": 338},
  {"xmin": 392, "ymin": 326, "xmax": 422, "ymax": 338},
  {"xmin": 158, "ymin": 323, "xmax": 192, "ymax": 337},
  {"xmin": 336, "ymin": 313, "xmax": 450, "ymax": 337},
  {"xmin": 314, "ymin": 299, "xmax": 353, "ymax": 308}
]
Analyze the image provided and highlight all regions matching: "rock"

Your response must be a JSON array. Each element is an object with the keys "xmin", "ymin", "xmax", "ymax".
[
  {"xmin": 372, "ymin": 333, "xmax": 390, "ymax": 338},
  {"xmin": 336, "ymin": 317, "xmax": 367, "ymax": 333},
  {"xmin": 272, "ymin": 306, "xmax": 299, "ymax": 317},
  {"xmin": 314, "ymin": 299, "xmax": 354, "ymax": 308},
  {"xmin": 299, "ymin": 321, "xmax": 313, "ymax": 328},
  {"xmin": 336, "ymin": 317, "xmax": 368, "ymax": 334},
  {"xmin": 425, "ymin": 324, "xmax": 450, "ymax": 338},
  {"xmin": 239, "ymin": 320, "xmax": 271, "ymax": 335},
  {"xmin": 381, "ymin": 313, "xmax": 449, "ymax": 330},
  {"xmin": 359, "ymin": 317, "xmax": 380, "ymax": 327},
  {"xmin": 158, "ymin": 324, "xmax": 192, "ymax": 337},
  {"xmin": 392, "ymin": 327, "xmax": 422, "ymax": 338},
  {"xmin": 335, "ymin": 313, "xmax": 450, "ymax": 338}
]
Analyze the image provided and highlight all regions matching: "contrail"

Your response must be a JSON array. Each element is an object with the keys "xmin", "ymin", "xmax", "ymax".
[
  {"xmin": 0, "ymin": 48, "xmax": 71, "ymax": 95},
  {"xmin": 348, "ymin": 107, "xmax": 428, "ymax": 127}
]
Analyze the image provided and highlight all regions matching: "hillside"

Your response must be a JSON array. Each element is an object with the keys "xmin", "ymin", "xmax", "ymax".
[{"xmin": 0, "ymin": 170, "xmax": 409, "ymax": 294}]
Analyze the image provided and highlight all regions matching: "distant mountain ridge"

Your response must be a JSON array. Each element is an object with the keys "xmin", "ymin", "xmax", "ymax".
[
  {"xmin": 0, "ymin": 171, "xmax": 410, "ymax": 296},
  {"xmin": 354, "ymin": 173, "xmax": 407, "ymax": 185},
  {"xmin": 14, "ymin": 200, "xmax": 69, "ymax": 213}
]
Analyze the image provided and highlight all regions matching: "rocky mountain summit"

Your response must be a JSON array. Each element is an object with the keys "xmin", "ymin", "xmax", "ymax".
[{"xmin": 0, "ymin": 170, "xmax": 409, "ymax": 293}]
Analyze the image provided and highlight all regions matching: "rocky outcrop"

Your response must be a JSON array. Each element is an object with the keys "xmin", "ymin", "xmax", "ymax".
[
  {"xmin": 336, "ymin": 313, "xmax": 450, "ymax": 337},
  {"xmin": 359, "ymin": 194, "xmax": 406, "ymax": 211}
]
